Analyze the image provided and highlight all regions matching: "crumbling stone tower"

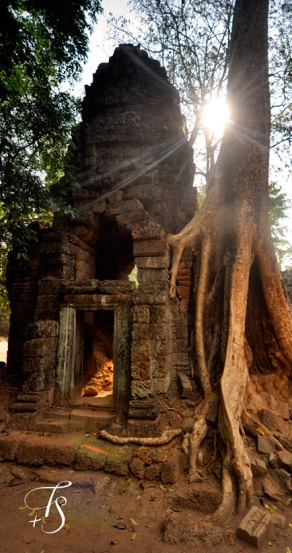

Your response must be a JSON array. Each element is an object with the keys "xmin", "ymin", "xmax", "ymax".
[{"xmin": 6, "ymin": 45, "xmax": 196, "ymax": 436}]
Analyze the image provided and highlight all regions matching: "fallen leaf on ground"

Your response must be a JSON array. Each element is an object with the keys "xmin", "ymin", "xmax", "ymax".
[
  {"xmin": 138, "ymin": 446, "xmax": 148, "ymax": 451},
  {"xmin": 73, "ymin": 490, "xmax": 81, "ymax": 493},
  {"xmin": 28, "ymin": 510, "xmax": 36, "ymax": 517},
  {"xmin": 108, "ymin": 493, "xmax": 114, "ymax": 498},
  {"xmin": 17, "ymin": 506, "xmax": 27, "ymax": 511},
  {"xmin": 256, "ymin": 427, "xmax": 265, "ymax": 436},
  {"xmin": 64, "ymin": 523, "xmax": 70, "ymax": 530},
  {"xmin": 126, "ymin": 478, "xmax": 132, "ymax": 485},
  {"xmin": 131, "ymin": 533, "xmax": 136, "ymax": 540},
  {"xmin": 41, "ymin": 516, "xmax": 46, "ymax": 525},
  {"xmin": 120, "ymin": 486, "xmax": 127, "ymax": 494},
  {"xmin": 100, "ymin": 505, "xmax": 106, "ymax": 509},
  {"xmin": 129, "ymin": 518, "xmax": 138, "ymax": 526},
  {"xmin": 262, "ymin": 503, "xmax": 275, "ymax": 514},
  {"xmin": 49, "ymin": 469, "xmax": 59, "ymax": 473}
]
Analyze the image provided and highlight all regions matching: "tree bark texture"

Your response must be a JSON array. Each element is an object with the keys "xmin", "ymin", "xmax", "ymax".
[{"xmin": 168, "ymin": 0, "xmax": 292, "ymax": 519}]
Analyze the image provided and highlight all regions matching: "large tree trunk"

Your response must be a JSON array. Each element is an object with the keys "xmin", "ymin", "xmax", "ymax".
[{"xmin": 168, "ymin": 0, "xmax": 292, "ymax": 519}]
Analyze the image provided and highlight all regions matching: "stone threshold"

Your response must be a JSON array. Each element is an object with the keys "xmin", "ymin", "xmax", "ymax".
[
  {"xmin": 0, "ymin": 429, "xmax": 131, "ymax": 476},
  {"xmin": 29, "ymin": 405, "xmax": 117, "ymax": 434}
]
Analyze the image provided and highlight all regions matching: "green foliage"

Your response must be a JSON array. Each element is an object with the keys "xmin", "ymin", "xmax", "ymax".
[
  {"xmin": 0, "ymin": 0, "xmax": 102, "ymax": 245},
  {"xmin": 0, "ymin": 243, "xmax": 10, "ymax": 328},
  {"xmin": 108, "ymin": 1, "xmax": 233, "ymax": 185},
  {"xmin": 269, "ymin": 181, "xmax": 292, "ymax": 267},
  {"xmin": 0, "ymin": 0, "xmax": 102, "ymax": 325},
  {"xmin": 108, "ymin": 1, "xmax": 292, "ymax": 182}
]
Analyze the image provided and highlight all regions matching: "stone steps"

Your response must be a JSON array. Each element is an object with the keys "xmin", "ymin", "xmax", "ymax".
[{"xmin": 32, "ymin": 407, "xmax": 116, "ymax": 434}]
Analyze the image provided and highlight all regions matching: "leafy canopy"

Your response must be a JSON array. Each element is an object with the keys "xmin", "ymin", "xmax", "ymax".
[{"xmin": 0, "ymin": 0, "xmax": 102, "ymax": 249}]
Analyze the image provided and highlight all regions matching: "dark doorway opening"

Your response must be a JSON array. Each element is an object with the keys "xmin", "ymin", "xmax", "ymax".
[{"xmin": 82, "ymin": 310, "xmax": 115, "ymax": 399}]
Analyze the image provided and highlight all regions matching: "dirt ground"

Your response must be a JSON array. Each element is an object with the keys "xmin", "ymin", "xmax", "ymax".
[
  {"xmin": 0, "ymin": 458, "xmax": 292, "ymax": 553},
  {"xmin": 1, "ymin": 340, "xmax": 292, "ymax": 553}
]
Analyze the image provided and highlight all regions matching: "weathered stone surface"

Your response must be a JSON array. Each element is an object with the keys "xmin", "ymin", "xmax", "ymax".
[
  {"xmin": 263, "ymin": 469, "xmax": 292, "ymax": 506},
  {"xmin": 270, "ymin": 513, "xmax": 286, "ymax": 528},
  {"xmin": 131, "ymin": 380, "xmax": 153, "ymax": 400},
  {"xmin": 104, "ymin": 460, "xmax": 129, "ymax": 476},
  {"xmin": 185, "ymin": 399, "xmax": 196, "ymax": 408},
  {"xmin": 23, "ymin": 338, "xmax": 57, "ymax": 358},
  {"xmin": 177, "ymin": 373, "xmax": 192, "ymax": 398},
  {"xmin": 70, "ymin": 409, "xmax": 116, "ymax": 432},
  {"xmin": 132, "ymin": 322, "xmax": 167, "ymax": 342},
  {"xmin": 0, "ymin": 436, "xmax": 20, "ymax": 461},
  {"xmin": 105, "ymin": 198, "xmax": 144, "ymax": 218},
  {"xmin": 182, "ymin": 418, "xmax": 194, "ymax": 433},
  {"xmin": 133, "ymin": 291, "xmax": 168, "ymax": 305},
  {"xmin": 16, "ymin": 440, "xmax": 75, "ymax": 467},
  {"xmin": 164, "ymin": 513, "xmax": 224, "ymax": 546},
  {"xmin": 36, "ymin": 420, "xmax": 69, "ymax": 433},
  {"xmin": 206, "ymin": 396, "xmax": 219, "ymax": 426},
  {"xmin": 277, "ymin": 401, "xmax": 289, "ymax": 420},
  {"xmin": 236, "ymin": 506, "xmax": 271, "ymax": 548},
  {"xmin": 261, "ymin": 392, "xmax": 277, "ymax": 410},
  {"xmin": 133, "ymin": 239, "xmax": 167, "ymax": 257},
  {"xmin": 129, "ymin": 218, "xmax": 166, "ymax": 241},
  {"xmin": 171, "ymin": 353, "xmax": 190, "ymax": 366},
  {"xmin": 116, "ymin": 209, "xmax": 148, "ymax": 230},
  {"xmin": 257, "ymin": 435, "xmax": 276, "ymax": 454},
  {"xmin": 135, "ymin": 253, "xmax": 170, "ymax": 269},
  {"xmin": 248, "ymin": 453, "xmax": 267, "ymax": 477},
  {"xmin": 126, "ymin": 417, "xmax": 163, "ymax": 438},
  {"xmin": 138, "ymin": 268, "xmax": 168, "ymax": 283},
  {"xmin": 277, "ymin": 449, "xmax": 292, "ymax": 471},
  {"xmin": 75, "ymin": 451, "xmax": 105, "ymax": 471},
  {"xmin": 258, "ymin": 409, "xmax": 281, "ymax": 431},
  {"xmin": 278, "ymin": 436, "xmax": 292, "ymax": 452},
  {"xmin": 129, "ymin": 457, "xmax": 145, "ymax": 479},
  {"xmin": 167, "ymin": 487, "xmax": 221, "ymax": 514},
  {"xmin": 27, "ymin": 320, "xmax": 59, "ymax": 339},
  {"xmin": 6, "ymin": 44, "xmax": 194, "ymax": 425},
  {"xmin": 132, "ymin": 305, "xmax": 150, "ymax": 323},
  {"xmin": 97, "ymin": 280, "xmax": 135, "ymax": 294},
  {"xmin": 61, "ymin": 279, "xmax": 99, "ymax": 294},
  {"xmin": 144, "ymin": 464, "xmax": 161, "ymax": 480}
]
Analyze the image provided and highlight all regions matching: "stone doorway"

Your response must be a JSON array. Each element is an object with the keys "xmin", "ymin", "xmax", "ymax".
[
  {"xmin": 81, "ymin": 310, "xmax": 114, "ymax": 401},
  {"xmin": 55, "ymin": 294, "xmax": 131, "ymax": 418}
]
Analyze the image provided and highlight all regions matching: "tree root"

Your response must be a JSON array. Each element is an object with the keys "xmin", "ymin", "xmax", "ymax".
[
  {"xmin": 99, "ymin": 427, "xmax": 182, "ymax": 445},
  {"xmin": 188, "ymin": 395, "xmax": 217, "ymax": 482},
  {"xmin": 243, "ymin": 410, "xmax": 284, "ymax": 451}
]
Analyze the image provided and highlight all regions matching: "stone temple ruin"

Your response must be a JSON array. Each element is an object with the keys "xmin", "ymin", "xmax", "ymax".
[{"xmin": 5, "ymin": 44, "xmax": 197, "ymax": 436}]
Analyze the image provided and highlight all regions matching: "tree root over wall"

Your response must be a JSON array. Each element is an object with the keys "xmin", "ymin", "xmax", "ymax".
[{"xmin": 166, "ymin": 188, "xmax": 292, "ymax": 521}]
